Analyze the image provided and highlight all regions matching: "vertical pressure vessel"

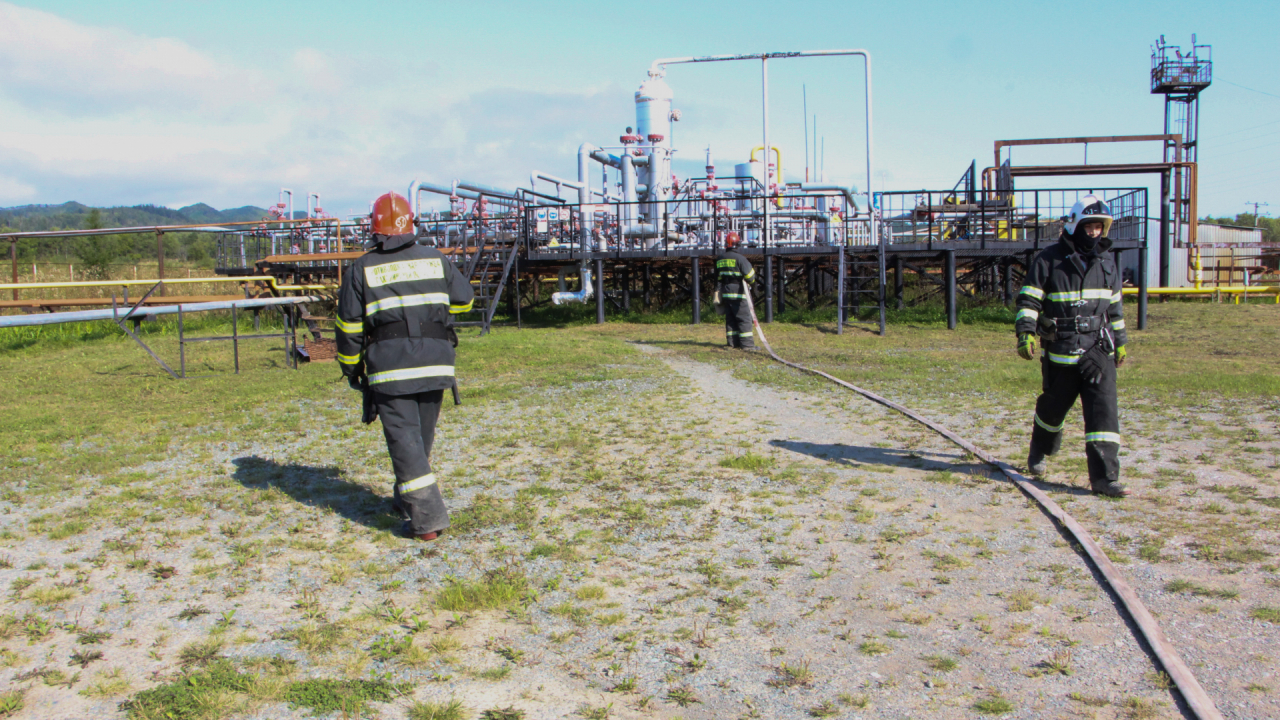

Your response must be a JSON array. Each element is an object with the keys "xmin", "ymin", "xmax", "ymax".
[{"xmin": 635, "ymin": 74, "xmax": 673, "ymax": 147}]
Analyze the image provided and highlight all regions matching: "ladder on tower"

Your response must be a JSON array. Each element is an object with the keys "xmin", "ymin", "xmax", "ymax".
[
  {"xmin": 837, "ymin": 221, "xmax": 887, "ymax": 336},
  {"xmin": 451, "ymin": 229, "xmax": 520, "ymax": 336}
]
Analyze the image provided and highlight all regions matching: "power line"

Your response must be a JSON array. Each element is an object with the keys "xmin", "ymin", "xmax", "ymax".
[
  {"xmin": 1202, "ymin": 118, "xmax": 1280, "ymax": 141},
  {"xmin": 1243, "ymin": 202, "xmax": 1270, "ymax": 226},
  {"xmin": 1217, "ymin": 78, "xmax": 1280, "ymax": 100}
]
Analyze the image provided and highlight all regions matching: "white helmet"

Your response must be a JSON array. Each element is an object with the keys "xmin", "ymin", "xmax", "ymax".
[{"xmin": 1064, "ymin": 194, "xmax": 1113, "ymax": 237}]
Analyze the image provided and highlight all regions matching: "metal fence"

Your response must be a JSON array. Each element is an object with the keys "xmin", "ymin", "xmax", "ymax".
[
  {"xmin": 874, "ymin": 187, "xmax": 1147, "ymax": 248},
  {"xmin": 215, "ymin": 223, "xmax": 354, "ymax": 273}
]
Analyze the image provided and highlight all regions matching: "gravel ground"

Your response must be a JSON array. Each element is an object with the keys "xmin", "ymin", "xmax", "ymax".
[{"xmin": 1, "ymin": 337, "xmax": 1275, "ymax": 719}]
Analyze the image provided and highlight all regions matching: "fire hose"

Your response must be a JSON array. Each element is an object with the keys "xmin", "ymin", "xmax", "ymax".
[{"xmin": 742, "ymin": 294, "xmax": 1223, "ymax": 720}]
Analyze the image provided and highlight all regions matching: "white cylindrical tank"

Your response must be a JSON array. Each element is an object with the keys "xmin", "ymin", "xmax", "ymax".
[
  {"xmin": 635, "ymin": 74, "xmax": 673, "ymax": 148},
  {"xmin": 735, "ymin": 161, "xmax": 765, "ymax": 189}
]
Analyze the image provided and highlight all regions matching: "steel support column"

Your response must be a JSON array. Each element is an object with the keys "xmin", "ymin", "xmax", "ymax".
[
  {"xmin": 893, "ymin": 255, "xmax": 904, "ymax": 309},
  {"xmin": 944, "ymin": 250, "xmax": 957, "ymax": 330},
  {"xmin": 836, "ymin": 248, "xmax": 846, "ymax": 335},
  {"xmin": 1159, "ymin": 169, "xmax": 1171, "ymax": 289},
  {"xmin": 1138, "ymin": 240, "xmax": 1149, "ymax": 330},
  {"xmin": 691, "ymin": 256, "xmax": 701, "ymax": 325},
  {"xmin": 764, "ymin": 252, "xmax": 773, "ymax": 323},
  {"xmin": 595, "ymin": 258, "xmax": 605, "ymax": 324},
  {"xmin": 156, "ymin": 231, "xmax": 166, "ymax": 296},
  {"xmin": 774, "ymin": 257, "xmax": 783, "ymax": 314},
  {"xmin": 1001, "ymin": 259, "xmax": 1012, "ymax": 306}
]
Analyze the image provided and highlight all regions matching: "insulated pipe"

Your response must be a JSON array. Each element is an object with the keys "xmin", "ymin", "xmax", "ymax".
[
  {"xmin": 798, "ymin": 184, "xmax": 860, "ymax": 213},
  {"xmin": 456, "ymin": 181, "xmax": 520, "ymax": 200},
  {"xmin": 551, "ymin": 268, "xmax": 594, "ymax": 305},
  {"xmin": 279, "ymin": 188, "xmax": 294, "ymax": 221},
  {"xmin": 0, "ymin": 295, "xmax": 322, "ymax": 328},
  {"xmin": 409, "ymin": 180, "xmax": 519, "ymax": 218},
  {"xmin": 590, "ymin": 150, "xmax": 621, "ymax": 168},
  {"xmin": 531, "ymin": 172, "xmax": 584, "ymax": 197},
  {"xmin": 591, "ymin": 150, "xmax": 649, "ymax": 168},
  {"xmin": 578, "ymin": 143, "xmax": 598, "ymax": 251},
  {"xmin": 621, "ymin": 154, "xmax": 637, "ymax": 228}
]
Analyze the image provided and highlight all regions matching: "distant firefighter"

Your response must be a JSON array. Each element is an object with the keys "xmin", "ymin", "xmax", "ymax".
[
  {"xmin": 1015, "ymin": 195, "xmax": 1130, "ymax": 497},
  {"xmin": 336, "ymin": 192, "xmax": 475, "ymax": 540},
  {"xmin": 714, "ymin": 232, "xmax": 757, "ymax": 350}
]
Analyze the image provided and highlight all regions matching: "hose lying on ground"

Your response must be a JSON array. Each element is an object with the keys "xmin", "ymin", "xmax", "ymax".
[{"xmin": 742, "ymin": 297, "xmax": 1223, "ymax": 720}]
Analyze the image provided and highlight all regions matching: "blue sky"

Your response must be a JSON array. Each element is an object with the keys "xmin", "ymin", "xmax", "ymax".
[{"xmin": 1, "ymin": 0, "xmax": 1276, "ymax": 220}]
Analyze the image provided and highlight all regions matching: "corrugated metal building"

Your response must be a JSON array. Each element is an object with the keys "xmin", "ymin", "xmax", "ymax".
[{"xmin": 1120, "ymin": 222, "xmax": 1264, "ymax": 288}]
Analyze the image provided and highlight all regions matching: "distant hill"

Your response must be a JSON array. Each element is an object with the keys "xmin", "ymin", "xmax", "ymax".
[{"xmin": 0, "ymin": 201, "xmax": 270, "ymax": 233}]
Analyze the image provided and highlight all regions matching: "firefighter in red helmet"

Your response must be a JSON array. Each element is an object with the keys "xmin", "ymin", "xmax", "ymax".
[
  {"xmin": 336, "ymin": 192, "xmax": 475, "ymax": 540},
  {"xmin": 714, "ymin": 232, "xmax": 756, "ymax": 350}
]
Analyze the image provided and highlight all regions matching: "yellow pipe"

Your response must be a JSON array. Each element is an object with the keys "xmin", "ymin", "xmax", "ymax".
[
  {"xmin": 750, "ymin": 145, "xmax": 785, "ymax": 207},
  {"xmin": 1121, "ymin": 286, "xmax": 1280, "ymax": 303}
]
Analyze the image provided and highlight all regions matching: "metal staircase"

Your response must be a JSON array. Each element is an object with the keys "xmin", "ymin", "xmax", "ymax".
[
  {"xmin": 452, "ymin": 231, "xmax": 520, "ymax": 336},
  {"xmin": 837, "ymin": 219, "xmax": 887, "ymax": 336}
]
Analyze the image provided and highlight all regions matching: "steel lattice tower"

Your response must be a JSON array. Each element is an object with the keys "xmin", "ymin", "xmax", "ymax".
[{"xmin": 1151, "ymin": 35, "xmax": 1211, "ymax": 232}]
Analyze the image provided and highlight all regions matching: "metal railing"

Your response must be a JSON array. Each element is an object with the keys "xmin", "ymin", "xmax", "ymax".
[{"xmin": 874, "ymin": 187, "xmax": 1147, "ymax": 248}]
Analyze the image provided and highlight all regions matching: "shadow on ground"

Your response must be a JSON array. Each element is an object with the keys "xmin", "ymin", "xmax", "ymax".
[
  {"xmin": 230, "ymin": 456, "xmax": 400, "ymax": 532},
  {"xmin": 634, "ymin": 339, "xmax": 735, "ymax": 351},
  {"xmin": 771, "ymin": 439, "xmax": 1093, "ymax": 496}
]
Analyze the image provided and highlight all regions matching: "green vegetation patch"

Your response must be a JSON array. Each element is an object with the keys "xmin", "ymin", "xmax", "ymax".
[
  {"xmin": 437, "ymin": 567, "xmax": 531, "ymax": 612},
  {"xmin": 123, "ymin": 659, "xmax": 407, "ymax": 719},
  {"xmin": 719, "ymin": 452, "xmax": 775, "ymax": 471},
  {"xmin": 451, "ymin": 494, "xmax": 527, "ymax": 534}
]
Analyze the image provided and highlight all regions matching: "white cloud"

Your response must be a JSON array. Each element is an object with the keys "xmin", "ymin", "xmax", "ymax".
[
  {"xmin": 0, "ymin": 3, "xmax": 640, "ymax": 214},
  {"xmin": 0, "ymin": 2, "xmax": 269, "ymax": 117}
]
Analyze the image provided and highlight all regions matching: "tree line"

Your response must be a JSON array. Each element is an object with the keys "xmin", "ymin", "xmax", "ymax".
[{"xmin": 0, "ymin": 202, "xmax": 269, "ymax": 279}]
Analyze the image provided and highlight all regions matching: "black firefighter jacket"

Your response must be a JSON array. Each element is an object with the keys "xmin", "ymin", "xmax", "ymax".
[
  {"xmin": 1015, "ymin": 233, "xmax": 1128, "ymax": 366},
  {"xmin": 715, "ymin": 250, "xmax": 756, "ymax": 299},
  {"xmin": 336, "ymin": 233, "xmax": 475, "ymax": 395}
]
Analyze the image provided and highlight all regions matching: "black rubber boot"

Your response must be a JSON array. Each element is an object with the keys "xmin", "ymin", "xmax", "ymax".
[
  {"xmin": 1090, "ymin": 480, "xmax": 1131, "ymax": 498},
  {"xmin": 1027, "ymin": 449, "xmax": 1047, "ymax": 477}
]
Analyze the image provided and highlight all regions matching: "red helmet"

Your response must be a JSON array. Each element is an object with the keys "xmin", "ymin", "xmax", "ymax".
[
  {"xmin": 371, "ymin": 191, "xmax": 414, "ymax": 235},
  {"xmin": 724, "ymin": 231, "xmax": 740, "ymax": 249}
]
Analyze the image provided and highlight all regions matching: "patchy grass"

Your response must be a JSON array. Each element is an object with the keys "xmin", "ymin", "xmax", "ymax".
[{"xmin": 437, "ymin": 567, "xmax": 530, "ymax": 612}]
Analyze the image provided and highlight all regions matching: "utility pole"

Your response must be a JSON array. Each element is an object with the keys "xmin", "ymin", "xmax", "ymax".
[{"xmin": 1245, "ymin": 201, "xmax": 1269, "ymax": 227}]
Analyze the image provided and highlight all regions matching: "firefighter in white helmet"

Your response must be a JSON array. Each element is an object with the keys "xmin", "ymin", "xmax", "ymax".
[
  {"xmin": 1014, "ymin": 195, "xmax": 1129, "ymax": 497},
  {"xmin": 336, "ymin": 192, "xmax": 475, "ymax": 540}
]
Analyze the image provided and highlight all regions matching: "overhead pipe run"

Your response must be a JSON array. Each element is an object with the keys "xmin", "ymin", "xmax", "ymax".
[
  {"xmin": 408, "ymin": 179, "xmax": 520, "ymax": 219},
  {"xmin": 0, "ymin": 295, "xmax": 321, "ymax": 328},
  {"xmin": 797, "ymin": 184, "xmax": 861, "ymax": 214},
  {"xmin": 648, "ymin": 49, "xmax": 877, "ymax": 262}
]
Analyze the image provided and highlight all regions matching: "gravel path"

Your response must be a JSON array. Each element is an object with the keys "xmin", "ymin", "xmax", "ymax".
[{"xmin": 5, "ymin": 338, "xmax": 1255, "ymax": 720}]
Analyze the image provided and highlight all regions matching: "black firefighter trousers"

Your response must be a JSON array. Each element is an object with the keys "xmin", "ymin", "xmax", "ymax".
[
  {"xmin": 1029, "ymin": 356, "xmax": 1121, "ymax": 484},
  {"xmin": 723, "ymin": 299, "xmax": 755, "ymax": 349},
  {"xmin": 374, "ymin": 389, "xmax": 450, "ymax": 536}
]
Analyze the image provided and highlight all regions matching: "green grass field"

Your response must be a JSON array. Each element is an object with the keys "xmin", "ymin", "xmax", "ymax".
[{"xmin": 0, "ymin": 300, "xmax": 1276, "ymax": 719}]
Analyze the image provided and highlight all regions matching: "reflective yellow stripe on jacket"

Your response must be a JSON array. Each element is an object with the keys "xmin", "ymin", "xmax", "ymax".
[
  {"xmin": 1046, "ymin": 289, "xmax": 1113, "ymax": 302},
  {"xmin": 368, "ymin": 365, "xmax": 455, "ymax": 385},
  {"xmin": 366, "ymin": 292, "xmax": 451, "ymax": 316},
  {"xmin": 335, "ymin": 317, "xmax": 363, "ymax": 334}
]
